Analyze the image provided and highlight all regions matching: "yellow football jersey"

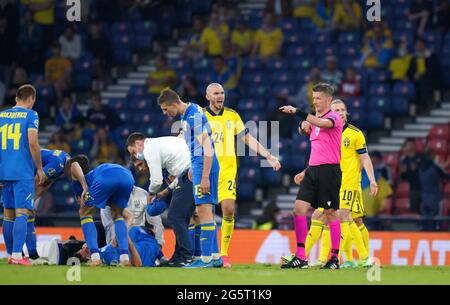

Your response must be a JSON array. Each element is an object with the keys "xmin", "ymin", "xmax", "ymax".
[
  {"xmin": 204, "ymin": 106, "xmax": 247, "ymax": 172},
  {"xmin": 340, "ymin": 124, "xmax": 368, "ymax": 187}
]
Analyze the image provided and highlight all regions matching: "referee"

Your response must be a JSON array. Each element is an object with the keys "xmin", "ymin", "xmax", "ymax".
[{"xmin": 279, "ymin": 83, "xmax": 343, "ymax": 269}]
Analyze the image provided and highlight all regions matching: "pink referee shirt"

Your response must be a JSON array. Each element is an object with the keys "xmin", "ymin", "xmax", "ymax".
[{"xmin": 308, "ymin": 110, "xmax": 343, "ymax": 166}]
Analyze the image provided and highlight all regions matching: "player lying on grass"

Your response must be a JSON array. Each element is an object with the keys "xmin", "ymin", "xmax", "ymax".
[
  {"xmin": 75, "ymin": 225, "xmax": 162, "ymax": 267},
  {"xmin": 65, "ymin": 155, "xmax": 134, "ymax": 266}
]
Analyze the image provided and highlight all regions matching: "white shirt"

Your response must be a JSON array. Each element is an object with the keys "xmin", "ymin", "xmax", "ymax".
[
  {"xmin": 59, "ymin": 34, "xmax": 82, "ymax": 60},
  {"xmin": 101, "ymin": 186, "xmax": 165, "ymax": 246},
  {"xmin": 143, "ymin": 136, "xmax": 191, "ymax": 194}
]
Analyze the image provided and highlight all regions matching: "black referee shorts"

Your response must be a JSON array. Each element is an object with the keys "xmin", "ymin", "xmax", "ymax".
[{"xmin": 296, "ymin": 164, "xmax": 342, "ymax": 210}]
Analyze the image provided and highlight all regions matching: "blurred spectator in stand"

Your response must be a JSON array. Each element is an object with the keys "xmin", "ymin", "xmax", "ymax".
[
  {"xmin": 281, "ymin": 66, "xmax": 321, "ymax": 112},
  {"xmin": 45, "ymin": 42, "xmax": 72, "ymax": 103},
  {"xmin": 332, "ymin": 0, "xmax": 361, "ymax": 31},
  {"xmin": 211, "ymin": 56, "xmax": 238, "ymax": 91},
  {"xmin": 55, "ymin": 95, "xmax": 84, "ymax": 128},
  {"xmin": 361, "ymin": 166, "xmax": 393, "ymax": 217},
  {"xmin": 408, "ymin": 38, "xmax": 442, "ymax": 113},
  {"xmin": 264, "ymin": 0, "xmax": 293, "ymax": 18},
  {"xmin": 313, "ymin": 0, "xmax": 334, "ymax": 29},
  {"xmin": 321, "ymin": 56, "xmax": 343, "ymax": 91},
  {"xmin": 90, "ymin": 127, "xmax": 120, "ymax": 165},
  {"xmin": 18, "ymin": 9, "xmax": 43, "ymax": 73},
  {"xmin": 252, "ymin": 202, "xmax": 281, "ymax": 230},
  {"xmin": 200, "ymin": 11, "xmax": 229, "ymax": 57},
  {"xmin": 292, "ymin": 0, "xmax": 316, "ymax": 19},
  {"xmin": 178, "ymin": 76, "xmax": 207, "ymax": 107},
  {"xmin": 338, "ymin": 67, "xmax": 360, "ymax": 97},
  {"xmin": 146, "ymin": 54, "xmax": 177, "ymax": 95},
  {"xmin": 0, "ymin": 0, "xmax": 19, "ymax": 88},
  {"xmin": 182, "ymin": 17, "xmax": 204, "ymax": 60},
  {"xmin": 389, "ymin": 38, "xmax": 414, "ymax": 81},
  {"xmin": 399, "ymin": 138, "xmax": 423, "ymax": 214},
  {"xmin": 418, "ymin": 147, "xmax": 450, "ymax": 230},
  {"xmin": 86, "ymin": 22, "xmax": 112, "ymax": 89},
  {"xmin": 434, "ymin": 0, "xmax": 450, "ymax": 34},
  {"xmin": 407, "ymin": 0, "xmax": 433, "ymax": 36},
  {"xmin": 86, "ymin": 92, "xmax": 123, "ymax": 130},
  {"xmin": 4, "ymin": 66, "xmax": 28, "ymax": 107},
  {"xmin": 251, "ymin": 12, "xmax": 284, "ymax": 60},
  {"xmin": 360, "ymin": 22, "xmax": 395, "ymax": 68},
  {"xmin": 58, "ymin": 25, "xmax": 82, "ymax": 61},
  {"xmin": 370, "ymin": 150, "xmax": 393, "ymax": 186},
  {"xmin": 47, "ymin": 130, "xmax": 71, "ymax": 153},
  {"xmin": 21, "ymin": 0, "xmax": 56, "ymax": 48},
  {"xmin": 231, "ymin": 18, "xmax": 253, "ymax": 57}
]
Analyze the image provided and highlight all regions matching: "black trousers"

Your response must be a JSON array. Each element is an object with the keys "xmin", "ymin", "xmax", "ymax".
[{"xmin": 168, "ymin": 170, "xmax": 195, "ymax": 262}]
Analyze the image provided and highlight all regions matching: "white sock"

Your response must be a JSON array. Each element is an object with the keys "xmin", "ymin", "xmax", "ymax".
[
  {"xmin": 212, "ymin": 253, "xmax": 220, "ymax": 260},
  {"xmin": 201, "ymin": 256, "xmax": 212, "ymax": 263},
  {"xmin": 120, "ymin": 254, "xmax": 129, "ymax": 262},
  {"xmin": 12, "ymin": 253, "xmax": 22, "ymax": 260},
  {"xmin": 91, "ymin": 252, "xmax": 101, "ymax": 261}
]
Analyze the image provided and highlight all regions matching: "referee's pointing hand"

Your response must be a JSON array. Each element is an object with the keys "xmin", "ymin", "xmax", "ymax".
[{"xmin": 279, "ymin": 105, "xmax": 297, "ymax": 114}]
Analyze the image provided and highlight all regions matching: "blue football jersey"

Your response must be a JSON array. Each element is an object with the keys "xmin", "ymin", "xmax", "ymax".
[
  {"xmin": 41, "ymin": 149, "xmax": 70, "ymax": 179},
  {"xmin": 0, "ymin": 106, "xmax": 39, "ymax": 180},
  {"xmin": 181, "ymin": 103, "xmax": 219, "ymax": 172}
]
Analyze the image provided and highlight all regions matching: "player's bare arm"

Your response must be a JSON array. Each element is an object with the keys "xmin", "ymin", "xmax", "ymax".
[
  {"xmin": 359, "ymin": 153, "xmax": 378, "ymax": 196},
  {"xmin": 197, "ymin": 131, "xmax": 213, "ymax": 194},
  {"xmin": 28, "ymin": 128, "xmax": 45, "ymax": 185},
  {"xmin": 69, "ymin": 162, "xmax": 89, "ymax": 204},
  {"xmin": 279, "ymin": 105, "xmax": 334, "ymax": 128},
  {"xmin": 123, "ymin": 208, "xmax": 134, "ymax": 229},
  {"xmin": 242, "ymin": 134, "xmax": 281, "ymax": 171}
]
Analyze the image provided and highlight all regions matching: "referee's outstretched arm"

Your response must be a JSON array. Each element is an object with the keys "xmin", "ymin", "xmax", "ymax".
[{"xmin": 279, "ymin": 105, "xmax": 334, "ymax": 129}]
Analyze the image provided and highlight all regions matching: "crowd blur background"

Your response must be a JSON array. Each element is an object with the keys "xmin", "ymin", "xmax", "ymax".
[{"xmin": 0, "ymin": 0, "xmax": 449, "ymax": 231}]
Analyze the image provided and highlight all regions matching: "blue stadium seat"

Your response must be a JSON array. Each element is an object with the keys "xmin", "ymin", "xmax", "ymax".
[
  {"xmin": 237, "ymin": 181, "xmax": 256, "ymax": 202},
  {"xmin": 289, "ymin": 57, "xmax": 314, "ymax": 70},
  {"xmin": 134, "ymin": 21, "xmax": 155, "ymax": 36},
  {"xmin": 113, "ymin": 46, "xmax": 131, "ymax": 65},
  {"xmin": 246, "ymin": 85, "xmax": 271, "ymax": 98},
  {"xmin": 338, "ymin": 31, "xmax": 360, "ymax": 44},
  {"xmin": 369, "ymin": 96, "xmax": 391, "ymax": 112},
  {"xmin": 128, "ymin": 97, "xmax": 153, "ymax": 110},
  {"xmin": 313, "ymin": 30, "xmax": 331, "ymax": 44},
  {"xmin": 367, "ymin": 111, "xmax": 384, "ymax": 129},
  {"xmin": 270, "ymin": 71, "xmax": 294, "ymax": 84},
  {"xmin": 238, "ymin": 166, "xmax": 262, "ymax": 184},
  {"xmin": 286, "ymin": 154, "xmax": 307, "ymax": 173},
  {"xmin": 278, "ymin": 18, "xmax": 299, "ymax": 35},
  {"xmin": 272, "ymin": 84, "xmax": 295, "ymax": 96},
  {"xmin": 236, "ymin": 98, "xmax": 265, "ymax": 111},
  {"xmin": 175, "ymin": 8, "xmax": 192, "ymax": 27},
  {"xmin": 314, "ymin": 44, "xmax": 338, "ymax": 58},
  {"xmin": 286, "ymin": 45, "xmax": 310, "ymax": 57},
  {"xmin": 349, "ymin": 109, "xmax": 367, "ymax": 128},
  {"xmin": 112, "ymin": 22, "xmax": 131, "ymax": 34},
  {"xmin": 367, "ymin": 69, "xmax": 391, "ymax": 83},
  {"xmin": 294, "ymin": 70, "xmax": 309, "ymax": 84},
  {"xmin": 133, "ymin": 34, "xmax": 152, "ymax": 51},
  {"xmin": 50, "ymin": 180, "xmax": 72, "ymax": 196},
  {"xmin": 241, "ymin": 71, "xmax": 267, "ymax": 85},
  {"xmin": 128, "ymin": 85, "xmax": 148, "ymax": 97},
  {"xmin": 70, "ymin": 139, "xmax": 91, "ymax": 156},
  {"xmin": 54, "ymin": 195, "xmax": 78, "ymax": 213},
  {"xmin": 266, "ymin": 59, "xmax": 286, "ymax": 71},
  {"xmin": 260, "ymin": 168, "xmax": 283, "ymax": 186},
  {"xmin": 392, "ymin": 81, "xmax": 415, "ymax": 100},
  {"xmin": 369, "ymin": 83, "xmax": 391, "ymax": 96},
  {"xmin": 192, "ymin": 0, "xmax": 212, "ymax": 14},
  {"xmin": 137, "ymin": 125, "xmax": 160, "ymax": 137},
  {"xmin": 117, "ymin": 109, "xmax": 131, "ymax": 122},
  {"xmin": 104, "ymin": 98, "xmax": 127, "ymax": 110},
  {"xmin": 391, "ymin": 97, "xmax": 410, "ymax": 115}
]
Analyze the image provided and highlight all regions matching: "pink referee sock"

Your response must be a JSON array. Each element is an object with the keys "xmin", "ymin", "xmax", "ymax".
[
  {"xmin": 294, "ymin": 215, "xmax": 307, "ymax": 260},
  {"xmin": 328, "ymin": 219, "xmax": 341, "ymax": 259}
]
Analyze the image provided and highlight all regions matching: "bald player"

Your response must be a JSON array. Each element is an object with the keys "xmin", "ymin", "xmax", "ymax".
[{"xmin": 204, "ymin": 83, "xmax": 281, "ymax": 267}]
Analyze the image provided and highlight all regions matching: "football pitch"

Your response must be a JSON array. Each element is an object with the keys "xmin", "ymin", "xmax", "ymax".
[{"xmin": 0, "ymin": 260, "xmax": 449, "ymax": 285}]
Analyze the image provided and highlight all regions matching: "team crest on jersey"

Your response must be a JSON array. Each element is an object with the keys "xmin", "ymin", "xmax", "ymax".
[
  {"xmin": 48, "ymin": 168, "xmax": 57, "ymax": 177},
  {"xmin": 315, "ymin": 126, "xmax": 320, "ymax": 136},
  {"xmin": 226, "ymin": 120, "xmax": 232, "ymax": 129},
  {"xmin": 344, "ymin": 137, "xmax": 350, "ymax": 148}
]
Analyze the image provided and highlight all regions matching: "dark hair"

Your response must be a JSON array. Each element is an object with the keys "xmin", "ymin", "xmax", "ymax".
[
  {"xmin": 126, "ymin": 132, "xmax": 146, "ymax": 148},
  {"xmin": 157, "ymin": 88, "xmax": 181, "ymax": 105},
  {"xmin": 312, "ymin": 82, "xmax": 335, "ymax": 96},
  {"xmin": 404, "ymin": 138, "xmax": 416, "ymax": 144},
  {"xmin": 16, "ymin": 84, "xmax": 36, "ymax": 102},
  {"xmin": 65, "ymin": 154, "xmax": 90, "ymax": 175}
]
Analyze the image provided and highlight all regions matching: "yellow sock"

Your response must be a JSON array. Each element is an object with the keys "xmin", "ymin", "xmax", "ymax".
[
  {"xmin": 305, "ymin": 219, "xmax": 323, "ymax": 257},
  {"xmin": 350, "ymin": 222, "xmax": 368, "ymax": 259},
  {"xmin": 340, "ymin": 221, "xmax": 352, "ymax": 261},
  {"xmin": 359, "ymin": 223, "xmax": 370, "ymax": 254},
  {"xmin": 343, "ymin": 227, "xmax": 353, "ymax": 261},
  {"xmin": 319, "ymin": 225, "xmax": 330, "ymax": 263},
  {"xmin": 220, "ymin": 216, "xmax": 234, "ymax": 256}
]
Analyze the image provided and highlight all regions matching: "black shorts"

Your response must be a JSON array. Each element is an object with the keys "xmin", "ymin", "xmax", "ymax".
[{"xmin": 296, "ymin": 164, "xmax": 342, "ymax": 210}]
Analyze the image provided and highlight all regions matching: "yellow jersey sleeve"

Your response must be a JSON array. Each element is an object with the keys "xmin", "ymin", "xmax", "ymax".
[
  {"xmin": 234, "ymin": 111, "xmax": 247, "ymax": 137},
  {"xmin": 355, "ymin": 130, "xmax": 368, "ymax": 154}
]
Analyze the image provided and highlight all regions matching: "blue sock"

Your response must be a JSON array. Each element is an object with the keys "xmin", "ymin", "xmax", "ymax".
[
  {"xmin": 12, "ymin": 214, "xmax": 28, "ymax": 255},
  {"xmin": 2, "ymin": 218, "xmax": 14, "ymax": 255},
  {"xmin": 194, "ymin": 225, "xmax": 201, "ymax": 256},
  {"xmin": 212, "ymin": 221, "xmax": 219, "ymax": 255},
  {"xmin": 188, "ymin": 223, "xmax": 196, "ymax": 253},
  {"xmin": 80, "ymin": 216, "xmax": 99, "ymax": 253},
  {"xmin": 26, "ymin": 216, "xmax": 38, "ymax": 259},
  {"xmin": 114, "ymin": 217, "xmax": 129, "ymax": 255},
  {"xmin": 200, "ymin": 222, "xmax": 215, "ymax": 260}
]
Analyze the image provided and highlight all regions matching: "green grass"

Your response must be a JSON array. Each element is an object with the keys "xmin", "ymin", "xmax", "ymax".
[{"xmin": 0, "ymin": 259, "xmax": 449, "ymax": 285}]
